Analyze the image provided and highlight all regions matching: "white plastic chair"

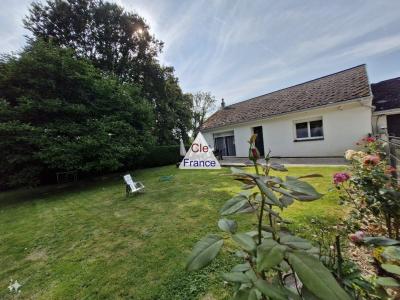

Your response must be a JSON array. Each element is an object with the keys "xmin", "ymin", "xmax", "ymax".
[{"xmin": 123, "ymin": 174, "xmax": 145, "ymax": 196}]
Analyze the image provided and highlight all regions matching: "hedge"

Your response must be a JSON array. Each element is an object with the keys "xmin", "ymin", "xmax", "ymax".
[{"xmin": 138, "ymin": 145, "xmax": 184, "ymax": 168}]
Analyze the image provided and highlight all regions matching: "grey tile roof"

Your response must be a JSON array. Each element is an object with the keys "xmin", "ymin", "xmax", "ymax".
[
  {"xmin": 371, "ymin": 77, "xmax": 400, "ymax": 112},
  {"xmin": 202, "ymin": 65, "xmax": 371, "ymax": 131}
]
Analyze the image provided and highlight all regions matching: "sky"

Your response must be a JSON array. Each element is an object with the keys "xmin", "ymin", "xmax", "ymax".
[{"xmin": 1, "ymin": 0, "xmax": 400, "ymax": 106}]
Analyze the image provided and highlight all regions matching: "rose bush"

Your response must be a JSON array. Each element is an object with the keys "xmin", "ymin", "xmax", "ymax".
[{"xmin": 336, "ymin": 136, "xmax": 400, "ymax": 238}]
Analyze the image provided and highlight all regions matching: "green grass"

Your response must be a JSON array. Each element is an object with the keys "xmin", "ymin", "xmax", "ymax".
[{"xmin": 0, "ymin": 165, "xmax": 345, "ymax": 299}]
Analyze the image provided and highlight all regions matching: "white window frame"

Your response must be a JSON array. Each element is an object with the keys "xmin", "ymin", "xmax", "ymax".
[{"xmin": 293, "ymin": 117, "xmax": 324, "ymax": 141}]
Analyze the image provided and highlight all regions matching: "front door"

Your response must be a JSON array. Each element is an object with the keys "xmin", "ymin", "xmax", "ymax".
[
  {"xmin": 387, "ymin": 114, "xmax": 400, "ymax": 137},
  {"xmin": 253, "ymin": 126, "xmax": 264, "ymax": 156}
]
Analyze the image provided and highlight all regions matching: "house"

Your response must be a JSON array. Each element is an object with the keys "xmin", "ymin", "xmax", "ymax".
[
  {"xmin": 201, "ymin": 64, "xmax": 386, "ymax": 160},
  {"xmin": 371, "ymin": 77, "xmax": 400, "ymax": 137}
]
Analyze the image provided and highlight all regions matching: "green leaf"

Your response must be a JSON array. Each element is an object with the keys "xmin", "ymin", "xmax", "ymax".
[
  {"xmin": 218, "ymin": 218, "xmax": 238, "ymax": 234},
  {"xmin": 220, "ymin": 195, "xmax": 248, "ymax": 216},
  {"xmin": 255, "ymin": 193, "xmax": 276, "ymax": 206},
  {"xmin": 235, "ymin": 202, "xmax": 257, "ymax": 214},
  {"xmin": 242, "ymin": 184, "xmax": 256, "ymax": 190},
  {"xmin": 363, "ymin": 236, "xmax": 400, "ymax": 246},
  {"xmin": 232, "ymin": 233, "xmax": 257, "ymax": 252},
  {"xmin": 186, "ymin": 234, "xmax": 223, "ymax": 271},
  {"xmin": 269, "ymin": 162, "xmax": 287, "ymax": 171},
  {"xmin": 382, "ymin": 246, "xmax": 400, "ymax": 262},
  {"xmin": 248, "ymin": 288, "xmax": 259, "ymax": 300},
  {"xmin": 376, "ymin": 276, "xmax": 400, "ymax": 287},
  {"xmin": 246, "ymin": 230, "xmax": 272, "ymax": 239},
  {"xmin": 255, "ymin": 178, "xmax": 282, "ymax": 207},
  {"xmin": 288, "ymin": 251, "xmax": 351, "ymax": 300},
  {"xmin": 254, "ymin": 279, "xmax": 288, "ymax": 300},
  {"xmin": 256, "ymin": 239, "xmax": 286, "ymax": 271},
  {"xmin": 233, "ymin": 288, "xmax": 251, "ymax": 300},
  {"xmin": 245, "ymin": 268, "xmax": 258, "ymax": 283},
  {"xmin": 265, "ymin": 175, "xmax": 283, "ymax": 184},
  {"xmin": 222, "ymin": 272, "xmax": 251, "ymax": 283},
  {"xmin": 280, "ymin": 235, "xmax": 312, "ymax": 250},
  {"xmin": 381, "ymin": 264, "xmax": 400, "ymax": 276},
  {"xmin": 301, "ymin": 286, "xmax": 320, "ymax": 300},
  {"xmin": 281, "ymin": 176, "xmax": 322, "ymax": 199},
  {"xmin": 291, "ymin": 192, "xmax": 322, "ymax": 201},
  {"xmin": 263, "ymin": 205, "xmax": 282, "ymax": 220},
  {"xmin": 280, "ymin": 195, "xmax": 294, "ymax": 207},
  {"xmin": 232, "ymin": 262, "xmax": 251, "ymax": 272}
]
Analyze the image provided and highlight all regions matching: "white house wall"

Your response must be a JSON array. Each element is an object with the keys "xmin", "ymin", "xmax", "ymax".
[{"xmin": 202, "ymin": 102, "xmax": 372, "ymax": 157}]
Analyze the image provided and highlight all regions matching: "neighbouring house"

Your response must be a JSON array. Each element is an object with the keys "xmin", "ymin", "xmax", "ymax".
[
  {"xmin": 371, "ymin": 77, "xmax": 400, "ymax": 137},
  {"xmin": 201, "ymin": 64, "xmax": 400, "ymax": 160}
]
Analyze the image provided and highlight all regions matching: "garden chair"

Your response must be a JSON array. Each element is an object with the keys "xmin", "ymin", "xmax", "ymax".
[{"xmin": 123, "ymin": 174, "xmax": 145, "ymax": 196}]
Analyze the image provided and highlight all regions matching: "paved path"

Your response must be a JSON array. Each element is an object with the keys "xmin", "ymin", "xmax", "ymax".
[{"xmin": 220, "ymin": 157, "xmax": 347, "ymax": 167}]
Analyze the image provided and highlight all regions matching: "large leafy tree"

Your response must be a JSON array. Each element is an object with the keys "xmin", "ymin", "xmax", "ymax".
[
  {"xmin": 0, "ymin": 40, "xmax": 154, "ymax": 188},
  {"xmin": 191, "ymin": 91, "xmax": 216, "ymax": 138},
  {"xmin": 24, "ymin": 0, "xmax": 192, "ymax": 143}
]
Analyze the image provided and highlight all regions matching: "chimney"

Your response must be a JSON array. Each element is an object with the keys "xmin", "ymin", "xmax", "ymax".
[{"xmin": 220, "ymin": 98, "xmax": 225, "ymax": 109}]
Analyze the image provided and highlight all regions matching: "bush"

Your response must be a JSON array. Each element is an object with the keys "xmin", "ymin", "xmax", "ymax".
[
  {"xmin": 335, "ymin": 136, "xmax": 400, "ymax": 238},
  {"xmin": 138, "ymin": 145, "xmax": 184, "ymax": 168},
  {"xmin": 0, "ymin": 40, "xmax": 154, "ymax": 189}
]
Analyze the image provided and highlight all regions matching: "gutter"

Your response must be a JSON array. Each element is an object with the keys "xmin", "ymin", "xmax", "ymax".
[
  {"xmin": 202, "ymin": 95, "xmax": 373, "ymax": 133},
  {"xmin": 373, "ymin": 108, "xmax": 400, "ymax": 116}
]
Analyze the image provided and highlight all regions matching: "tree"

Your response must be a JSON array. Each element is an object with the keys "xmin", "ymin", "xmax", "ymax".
[
  {"xmin": 23, "ymin": 0, "xmax": 191, "ymax": 144},
  {"xmin": 0, "ymin": 40, "xmax": 154, "ymax": 189},
  {"xmin": 24, "ymin": 0, "xmax": 162, "ymax": 80},
  {"xmin": 191, "ymin": 91, "xmax": 216, "ymax": 138}
]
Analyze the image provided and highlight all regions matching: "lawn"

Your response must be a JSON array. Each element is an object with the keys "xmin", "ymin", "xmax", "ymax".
[{"xmin": 0, "ymin": 165, "xmax": 345, "ymax": 299}]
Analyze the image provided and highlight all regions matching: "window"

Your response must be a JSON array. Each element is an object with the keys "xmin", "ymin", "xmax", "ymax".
[{"xmin": 294, "ymin": 119, "xmax": 323, "ymax": 141}]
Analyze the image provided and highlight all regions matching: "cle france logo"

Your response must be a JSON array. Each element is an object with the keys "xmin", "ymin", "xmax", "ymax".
[{"xmin": 179, "ymin": 132, "xmax": 221, "ymax": 169}]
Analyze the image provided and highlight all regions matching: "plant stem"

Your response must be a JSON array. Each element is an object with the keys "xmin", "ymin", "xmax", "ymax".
[
  {"xmin": 268, "ymin": 204, "xmax": 276, "ymax": 240},
  {"xmin": 258, "ymin": 193, "xmax": 266, "ymax": 245},
  {"xmin": 287, "ymin": 260, "xmax": 302, "ymax": 298},
  {"xmin": 253, "ymin": 161, "xmax": 259, "ymax": 175},
  {"xmin": 335, "ymin": 235, "xmax": 343, "ymax": 280}
]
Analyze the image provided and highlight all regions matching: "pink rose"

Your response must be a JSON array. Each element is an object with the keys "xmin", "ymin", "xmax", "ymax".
[
  {"xmin": 333, "ymin": 172, "xmax": 350, "ymax": 185},
  {"xmin": 363, "ymin": 155, "xmax": 380, "ymax": 166},
  {"xmin": 349, "ymin": 231, "xmax": 364, "ymax": 244}
]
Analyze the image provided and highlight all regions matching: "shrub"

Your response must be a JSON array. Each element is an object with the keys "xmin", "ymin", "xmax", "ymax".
[
  {"xmin": 335, "ymin": 136, "xmax": 400, "ymax": 238},
  {"xmin": 0, "ymin": 40, "xmax": 154, "ymax": 189},
  {"xmin": 138, "ymin": 145, "xmax": 185, "ymax": 168}
]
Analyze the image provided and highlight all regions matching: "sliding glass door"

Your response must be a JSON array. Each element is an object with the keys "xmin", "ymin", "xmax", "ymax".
[{"xmin": 214, "ymin": 133, "xmax": 236, "ymax": 156}]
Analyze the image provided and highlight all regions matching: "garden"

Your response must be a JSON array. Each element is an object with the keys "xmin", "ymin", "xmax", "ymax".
[
  {"xmin": 1, "ymin": 0, "xmax": 399, "ymax": 299},
  {"xmin": 1, "ymin": 164, "xmax": 344, "ymax": 299},
  {"xmin": 2, "ymin": 134, "xmax": 400, "ymax": 299}
]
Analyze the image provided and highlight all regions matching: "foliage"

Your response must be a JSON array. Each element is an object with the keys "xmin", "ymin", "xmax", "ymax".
[
  {"xmin": 24, "ymin": 0, "xmax": 162, "ymax": 79},
  {"xmin": 191, "ymin": 91, "xmax": 216, "ymax": 138},
  {"xmin": 186, "ymin": 134, "xmax": 351, "ymax": 299},
  {"xmin": 23, "ymin": 0, "xmax": 193, "ymax": 144},
  {"xmin": 335, "ymin": 136, "xmax": 400, "ymax": 238},
  {"xmin": 0, "ymin": 40, "xmax": 154, "ymax": 188},
  {"xmin": 298, "ymin": 218, "xmax": 378, "ymax": 299},
  {"xmin": 139, "ymin": 145, "xmax": 186, "ymax": 168}
]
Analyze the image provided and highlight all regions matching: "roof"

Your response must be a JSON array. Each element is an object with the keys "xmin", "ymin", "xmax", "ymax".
[
  {"xmin": 371, "ymin": 77, "xmax": 400, "ymax": 112},
  {"xmin": 202, "ymin": 64, "xmax": 371, "ymax": 131}
]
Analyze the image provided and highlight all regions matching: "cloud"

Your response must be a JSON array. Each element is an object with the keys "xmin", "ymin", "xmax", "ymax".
[
  {"xmin": 336, "ymin": 34, "xmax": 400, "ymax": 60},
  {"xmin": 1, "ymin": 0, "xmax": 399, "ymax": 105}
]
